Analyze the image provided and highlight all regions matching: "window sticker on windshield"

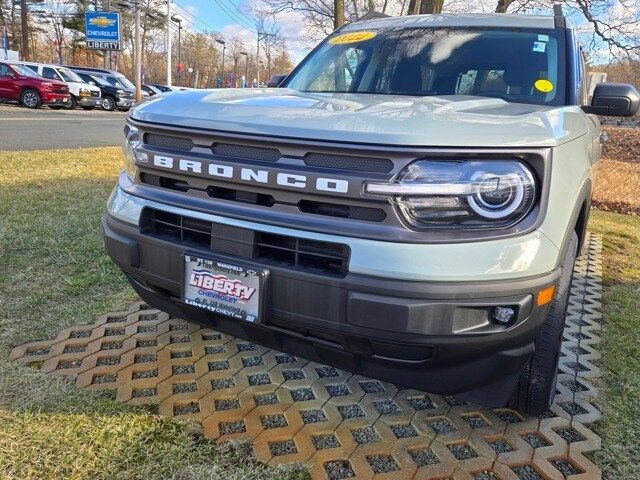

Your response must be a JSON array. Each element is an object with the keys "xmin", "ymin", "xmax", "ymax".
[
  {"xmin": 538, "ymin": 34, "xmax": 550, "ymax": 42},
  {"xmin": 533, "ymin": 41, "xmax": 546, "ymax": 53},
  {"xmin": 329, "ymin": 31, "xmax": 376, "ymax": 45},
  {"xmin": 534, "ymin": 79, "xmax": 554, "ymax": 93}
]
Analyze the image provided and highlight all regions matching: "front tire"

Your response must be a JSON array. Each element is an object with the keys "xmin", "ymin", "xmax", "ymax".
[
  {"xmin": 66, "ymin": 95, "xmax": 77, "ymax": 109},
  {"xmin": 21, "ymin": 89, "xmax": 42, "ymax": 109},
  {"xmin": 102, "ymin": 96, "xmax": 116, "ymax": 111},
  {"xmin": 507, "ymin": 231, "xmax": 578, "ymax": 416}
]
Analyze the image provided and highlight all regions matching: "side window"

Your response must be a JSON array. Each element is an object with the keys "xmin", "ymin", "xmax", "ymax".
[
  {"xmin": 307, "ymin": 47, "xmax": 362, "ymax": 92},
  {"xmin": 579, "ymin": 49, "xmax": 589, "ymax": 105},
  {"xmin": 42, "ymin": 67, "xmax": 61, "ymax": 80},
  {"xmin": 456, "ymin": 70, "xmax": 477, "ymax": 94},
  {"xmin": 25, "ymin": 65, "xmax": 38, "ymax": 73},
  {"xmin": 455, "ymin": 70, "xmax": 507, "ymax": 95},
  {"xmin": 0, "ymin": 64, "xmax": 9, "ymax": 76}
]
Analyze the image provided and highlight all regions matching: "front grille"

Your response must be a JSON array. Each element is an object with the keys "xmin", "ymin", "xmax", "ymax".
[
  {"xmin": 303, "ymin": 153, "xmax": 394, "ymax": 173},
  {"xmin": 145, "ymin": 133, "xmax": 194, "ymax": 151},
  {"xmin": 140, "ymin": 208, "xmax": 350, "ymax": 277},
  {"xmin": 138, "ymin": 173, "xmax": 384, "ymax": 222},
  {"xmin": 207, "ymin": 185, "xmax": 276, "ymax": 207},
  {"xmin": 298, "ymin": 200, "xmax": 386, "ymax": 222},
  {"xmin": 212, "ymin": 142, "xmax": 280, "ymax": 162}
]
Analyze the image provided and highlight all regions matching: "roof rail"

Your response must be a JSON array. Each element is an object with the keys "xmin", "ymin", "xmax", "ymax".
[
  {"xmin": 355, "ymin": 11, "xmax": 390, "ymax": 22},
  {"xmin": 553, "ymin": 2, "xmax": 566, "ymax": 28}
]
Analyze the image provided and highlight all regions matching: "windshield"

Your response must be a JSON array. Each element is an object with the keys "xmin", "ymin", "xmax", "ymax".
[
  {"xmin": 12, "ymin": 64, "xmax": 39, "ymax": 78},
  {"xmin": 89, "ymin": 75, "xmax": 111, "ymax": 86},
  {"xmin": 58, "ymin": 67, "xmax": 83, "ymax": 83},
  {"xmin": 286, "ymin": 27, "xmax": 566, "ymax": 106},
  {"xmin": 119, "ymin": 77, "xmax": 135, "ymax": 89}
]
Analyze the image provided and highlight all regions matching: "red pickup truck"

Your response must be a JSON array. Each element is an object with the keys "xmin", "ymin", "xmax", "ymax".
[{"xmin": 0, "ymin": 62, "xmax": 70, "ymax": 108}]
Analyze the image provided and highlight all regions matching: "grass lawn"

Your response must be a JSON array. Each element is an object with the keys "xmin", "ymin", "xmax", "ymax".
[
  {"xmin": 587, "ymin": 212, "xmax": 640, "ymax": 479},
  {"xmin": 0, "ymin": 148, "xmax": 308, "ymax": 480},
  {"xmin": 0, "ymin": 147, "xmax": 638, "ymax": 479}
]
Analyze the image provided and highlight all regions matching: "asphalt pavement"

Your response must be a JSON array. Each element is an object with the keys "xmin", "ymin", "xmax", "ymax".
[{"xmin": 0, "ymin": 105, "xmax": 127, "ymax": 151}]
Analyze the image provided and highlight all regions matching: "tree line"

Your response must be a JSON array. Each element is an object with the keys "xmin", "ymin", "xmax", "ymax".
[{"xmin": 0, "ymin": 0, "xmax": 294, "ymax": 87}]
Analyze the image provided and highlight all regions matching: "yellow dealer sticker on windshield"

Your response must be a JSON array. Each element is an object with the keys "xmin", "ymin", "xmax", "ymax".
[
  {"xmin": 534, "ymin": 79, "xmax": 554, "ymax": 93},
  {"xmin": 329, "ymin": 31, "xmax": 376, "ymax": 45}
]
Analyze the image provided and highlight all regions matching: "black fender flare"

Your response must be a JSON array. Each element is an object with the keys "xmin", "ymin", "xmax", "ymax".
[{"xmin": 556, "ymin": 179, "xmax": 592, "ymax": 267}]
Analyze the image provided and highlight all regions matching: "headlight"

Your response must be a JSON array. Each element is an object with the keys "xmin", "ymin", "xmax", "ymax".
[
  {"xmin": 79, "ymin": 88, "xmax": 90, "ymax": 95},
  {"xmin": 365, "ymin": 160, "xmax": 537, "ymax": 229},
  {"xmin": 117, "ymin": 89, "xmax": 125, "ymax": 94},
  {"xmin": 122, "ymin": 124, "xmax": 147, "ymax": 180}
]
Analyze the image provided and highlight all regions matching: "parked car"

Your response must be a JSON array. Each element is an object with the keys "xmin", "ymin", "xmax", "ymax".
[
  {"xmin": 143, "ymin": 84, "xmax": 185, "ymax": 96},
  {"xmin": 142, "ymin": 84, "xmax": 162, "ymax": 96},
  {"xmin": 150, "ymin": 84, "xmax": 177, "ymax": 93},
  {"xmin": 19, "ymin": 62, "xmax": 101, "ymax": 109},
  {"xmin": 0, "ymin": 62, "xmax": 70, "ymax": 108},
  {"xmin": 266, "ymin": 74, "xmax": 287, "ymax": 87},
  {"xmin": 71, "ymin": 69, "xmax": 135, "ymax": 111},
  {"xmin": 65, "ymin": 66, "xmax": 149, "ymax": 99},
  {"xmin": 104, "ymin": 11, "xmax": 639, "ymax": 414}
]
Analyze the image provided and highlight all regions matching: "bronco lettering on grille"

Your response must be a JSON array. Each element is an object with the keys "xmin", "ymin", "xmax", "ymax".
[{"xmin": 152, "ymin": 155, "xmax": 349, "ymax": 194}]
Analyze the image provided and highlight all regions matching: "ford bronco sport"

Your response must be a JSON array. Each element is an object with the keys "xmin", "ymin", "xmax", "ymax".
[{"xmin": 103, "ymin": 12, "xmax": 639, "ymax": 414}]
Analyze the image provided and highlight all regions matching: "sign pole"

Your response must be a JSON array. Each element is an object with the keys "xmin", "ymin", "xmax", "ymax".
[
  {"xmin": 134, "ymin": 1, "xmax": 142, "ymax": 101},
  {"xmin": 166, "ymin": 0, "xmax": 172, "ymax": 86}
]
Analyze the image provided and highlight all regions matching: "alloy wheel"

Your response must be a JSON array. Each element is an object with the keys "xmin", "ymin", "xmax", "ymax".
[{"xmin": 23, "ymin": 92, "xmax": 38, "ymax": 108}]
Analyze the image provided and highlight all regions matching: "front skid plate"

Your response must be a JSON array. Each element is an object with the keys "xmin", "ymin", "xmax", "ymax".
[{"xmin": 11, "ymin": 234, "xmax": 604, "ymax": 480}]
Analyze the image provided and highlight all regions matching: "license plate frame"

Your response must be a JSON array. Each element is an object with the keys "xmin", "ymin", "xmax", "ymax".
[{"xmin": 182, "ymin": 254, "xmax": 269, "ymax": 323}]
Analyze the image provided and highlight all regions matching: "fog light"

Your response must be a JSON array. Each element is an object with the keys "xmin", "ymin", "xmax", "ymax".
[{"xmin": 490, "ymin": 306, "xmax": 517, "ymax": 325}]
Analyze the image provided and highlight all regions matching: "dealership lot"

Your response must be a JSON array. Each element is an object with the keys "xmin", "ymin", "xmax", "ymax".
[{"xmin": 0, "ymin": 105, "xmax": 125, "ymax": 150}]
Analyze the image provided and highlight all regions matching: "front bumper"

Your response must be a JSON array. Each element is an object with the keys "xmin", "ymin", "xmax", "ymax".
[
  {"xmin": 77, "ymin": 96, "xmax": 99, "ymax": 107},
  {"xmin": 116, "ymin": 96, "xmax": 135, "ymax": 108},
  {"xmin": 102, "ymin": 186, "xmax": 560, "ymax": 406},
  {"xmin": 42, "ymin": 93, "xmax": 70, "ymax": 105}
]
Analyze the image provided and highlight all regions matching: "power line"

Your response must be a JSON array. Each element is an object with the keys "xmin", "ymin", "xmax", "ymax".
[
  {"xmin": 211, "ymin": 0, "xmax": 256, "ymax": 30},
  {"xmin": 172, "ymin": 1, "xmax": 235, "ymax": 43},
  {"xmin": 219, "ymin": 0, "xmax": 257, "ymax": 29}
]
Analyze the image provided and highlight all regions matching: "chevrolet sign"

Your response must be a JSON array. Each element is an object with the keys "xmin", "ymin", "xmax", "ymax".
[
  {"xmin": 88, "ymin": 16, "xmax": 117, "ymax": 28},
  {"xmin": 85, "ymin": 12, "xmax": 121, "ymax": 50}
]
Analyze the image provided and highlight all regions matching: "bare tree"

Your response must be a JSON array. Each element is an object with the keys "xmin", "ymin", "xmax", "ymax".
[{"xmin": 262, "ymin": 0, "xmax": 404, "ymax": 38}]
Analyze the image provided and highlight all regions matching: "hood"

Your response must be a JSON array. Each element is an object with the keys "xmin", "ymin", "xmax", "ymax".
[
  {"xmin": 18, "ymin": 76, "xmax": 66, "ymax": 88},
  {"xmin": 71, "ymin": 81, "xmax": 101, "ymax": 92},
  {"xmin": 131, "ymin": 88, "xmax": 588, "ymax": 148}
]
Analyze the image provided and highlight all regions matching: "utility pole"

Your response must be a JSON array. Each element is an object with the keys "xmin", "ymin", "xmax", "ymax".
[
  {"xmin": 255, "ymin": 31, "xmax": 275, "ymax": 87},
  {"xmin": 165, "ymin": 0, "xmax": 172, "ymax": 86},
  {"xmin": 134, "ymin": 0, "xmax": 142, "ymax": 101},
  {"xmin": 256, "ymin": 33, "xmax": 260, "ymax": 87},
  {"xmin": 20, "ymin": 0, "xmax": 29, "ymax": 60},
  {"xmin": 215, "ymin": 38, "xmax": 225, "ymax": 87},
  {"xmin": 175, "ymin": 17, "xmax": 181, "ymax": 77},
  {"xmin": 334, "ymin": 0, "xmax": 344, "ymax": 29}
]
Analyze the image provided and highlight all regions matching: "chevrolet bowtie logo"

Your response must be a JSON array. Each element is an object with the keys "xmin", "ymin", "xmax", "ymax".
[{"xmin": 89, "ymin": 16, "xmax": 116, "ymax": 28}]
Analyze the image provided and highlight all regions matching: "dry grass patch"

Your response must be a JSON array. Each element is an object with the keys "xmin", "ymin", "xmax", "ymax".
[{"xmin": 0, "ymin": 148, "xmax": 309, "ymax": 480}]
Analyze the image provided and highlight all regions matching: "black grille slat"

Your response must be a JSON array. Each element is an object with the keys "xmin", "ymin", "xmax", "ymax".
[
  {"xmin": 303, "ymin": 153, "xmax": 393, "ymax": 173},
  {"xmin": 212, "ymin": 142, "xmax": 280, "ymax": 162},
  {"xmin": 141, "ymin": 208, "xmax": 349, "ymax": 277},
  {"xmin": 298, "ymin": 200, "xmax": 386, "ymax": 222},
  {"xmin": 145, "ymin": 133, "xmax": 195, "ymax": 151}
]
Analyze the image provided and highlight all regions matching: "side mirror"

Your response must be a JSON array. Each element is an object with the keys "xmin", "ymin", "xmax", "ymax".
[
  {"xmin": 4, "ymin": 71, "xmax": 15, "ymax": 78},
  {"xmin": 90, "ymin": 81, "xmax": 96, "ymax": 85},
  {"xmin": 583, "ymin": 82, "xmax": 640, "ymax": 117}
]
